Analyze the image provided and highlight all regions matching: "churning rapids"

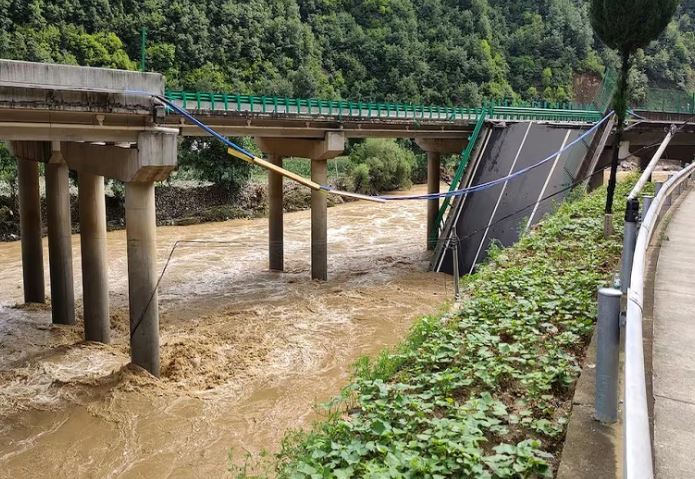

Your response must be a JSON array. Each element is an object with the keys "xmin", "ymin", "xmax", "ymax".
[{"xmin": 0, "ymin": 184, "xmax": 449, "ymax": 478}]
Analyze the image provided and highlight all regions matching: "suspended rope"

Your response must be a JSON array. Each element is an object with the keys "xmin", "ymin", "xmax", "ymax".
[
  {"xmin": 364, "ymin": 111, "xmax": 614, "ymax": 201},
  {"xmin": 153, "ymin": 94, "xmax": 613, "ymax": 203},
  {"xmin": 155, "ymin": 95, "xmax": 385, "ymax": 203}
]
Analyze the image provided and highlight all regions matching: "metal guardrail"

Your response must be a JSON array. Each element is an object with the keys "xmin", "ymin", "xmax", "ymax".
[
  {"xmin": 623, "ymin": 162, "xmax": 695, "ymax": 479},
  {"xmin": 636, "ymin": 88, "xmax": 695, "ymax": 115},
  {"xmin": 164, "ymin": 91, "xmax": 602, "ymax": 123},
  {"xmin": 431, "ymin": 108, "xmax": 489, "ymax": 246}
]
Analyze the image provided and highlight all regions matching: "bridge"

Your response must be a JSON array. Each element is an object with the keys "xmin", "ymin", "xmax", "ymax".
[{"xmin": 1, "ymin": 59, "xmax": 694, "ymax": 380}]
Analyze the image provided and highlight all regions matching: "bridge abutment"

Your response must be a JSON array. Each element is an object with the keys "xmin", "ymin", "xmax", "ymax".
[
  {"xmin": 11, "ymin": 142, "xmax": 46, "ymax": 303},
  {"xmin": 78, "ymin": 171, "xmax": 110, "ymax": 343},
  {"xmin": 46, "ymin": 147, "xmax": 75, "ymax": 325}
]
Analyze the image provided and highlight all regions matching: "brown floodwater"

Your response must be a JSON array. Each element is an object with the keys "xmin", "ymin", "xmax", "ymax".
[{"xmin": 0, "ymin": 184, "xmax": 450, "ymax": 478}]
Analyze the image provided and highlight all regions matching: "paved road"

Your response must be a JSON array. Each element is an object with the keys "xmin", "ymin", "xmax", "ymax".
[{"xmin": 653, "ymin": 188, "xmax": 695, "ymax": 478}]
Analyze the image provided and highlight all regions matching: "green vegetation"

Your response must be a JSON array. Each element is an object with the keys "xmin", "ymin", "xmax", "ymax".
[
  {"xmin": 1, "ymin": 1, "xmax": 693, "ymax": 103},
  {"xmin": 590, "ymin": 0, "xmax": 679, "ymax": 216},
  {"xmin": 348, "ymin": 139, "xmax": 416, "ymax": 194},
  {"xmin": 231, "ymin": 181, "xmax": 630, "ymax": 478},
  {"xmin": 0, "ymin": 143, "xmax": 17, "ymax": 202},
  {"xmin": 177, "ymin": 137, "xmax": 255, "ymax": 193},
  {"xmin": 1, "ymin": 1, "xmax": 693, "ymax": 195},
  {"xmin": 247, "ymin": 143, "xmax": 424, "ymax": 195},
  {"xmin": 249, "ymin": 157, "xmax": 352, "ymax": 184}
]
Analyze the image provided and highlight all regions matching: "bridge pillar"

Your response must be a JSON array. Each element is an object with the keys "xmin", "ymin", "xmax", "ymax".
[
  {"xmin": 311, "ymin": 160, "xmax": 328, "ymax": 281},
  {"xmin": 125, "ymin": 181, "xmax": 159, "ymax": 376},
  {"xmin": 268, "ymin": 154, "xmax": 284, "ymax": 271},
  {"xmin": 426, "ymin": 151, "xmax": 441, "ymax": 250},
  {"xmin": 46, "ymin": 146, "xmax": 75, "ymax": 325},
  {"xmin": 11, "ymin": 142, "xmax": 46, "ymax": 303},
  {"xmin": 415, "ymin": 138, "xmax": 468, "ymax": 251},
  {"xmin": 255, "ymin": 133, "xmax": 345, "ymax": 280},
  {"xmin": 78, "ymin": 172, "xmax": 110, "ymax": 343}
]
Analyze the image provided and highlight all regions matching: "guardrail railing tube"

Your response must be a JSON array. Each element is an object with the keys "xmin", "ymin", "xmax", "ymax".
[
  {"xmin": 654, "ymin": 181, "xmax": 664, "ymax": 197},
  {"xmin": 595, "ymin": 287, "xmax": 622, "ymax": 423},
  {"xmin": 624, "ymin": 162, "xmax": 695, "ymax": 479}
]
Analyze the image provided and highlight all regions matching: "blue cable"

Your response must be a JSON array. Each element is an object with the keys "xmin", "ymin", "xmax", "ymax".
[
  {"xmin": 150, "ymin": 91, "xmax": 612, "ymax": 203},
  {"xmin": 155, "ymin": 95, "xmax": 258, "ymax": 159},
  {"xmin": 368, "ymin": 111, "xmax": 614, "ymax": 201}
]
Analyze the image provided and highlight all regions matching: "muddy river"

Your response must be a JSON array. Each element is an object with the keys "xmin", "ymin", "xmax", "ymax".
[{"xmin": 0, "ymin": 184, "xmax": 449, "ymax": 478}]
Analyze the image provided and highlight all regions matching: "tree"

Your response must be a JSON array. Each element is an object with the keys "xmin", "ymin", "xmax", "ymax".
[
  {"xmin": 590, "ymin": 0, "xmax": 679, "ymax": 230},
  {"xmin": 0, "ymin": 142, "xmax": 18, "ymax": 205},
  {"xmin": 348, "ymin": 139, "xmax": 415, "ymax": 194},
  {"xmin": 177, "ymin": 137, "xmax": 253, "ymax": 194}
]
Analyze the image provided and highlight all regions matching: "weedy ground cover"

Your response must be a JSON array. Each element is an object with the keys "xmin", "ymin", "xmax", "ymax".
[{"xmin": 237, "ymin": 180, "xmax": 635, "ymax": 478}]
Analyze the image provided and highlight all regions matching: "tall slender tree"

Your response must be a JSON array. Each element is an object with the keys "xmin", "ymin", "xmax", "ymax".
[{"xmin": 590, "ymin": 0, "xmax": 679, "ymax": 233}]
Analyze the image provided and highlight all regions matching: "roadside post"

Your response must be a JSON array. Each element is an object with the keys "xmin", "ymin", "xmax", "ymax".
[{"xmin": 595, "ymin": 287, "xmax": 622, "ymax": 423}]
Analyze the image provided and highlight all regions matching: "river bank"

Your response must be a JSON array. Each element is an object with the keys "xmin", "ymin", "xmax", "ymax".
[
  {"xmin": 271, "ymin": 182, "xmax": 629, "ymax": 478},
  {"xmin": 0, "ymin": 184, "xmax": 448, "ymax": 478}
]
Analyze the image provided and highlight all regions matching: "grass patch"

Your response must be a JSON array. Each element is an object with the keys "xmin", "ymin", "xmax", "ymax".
[{"xmin": 233, "ymin": 181, "xmax": 632, "ymax": 478}]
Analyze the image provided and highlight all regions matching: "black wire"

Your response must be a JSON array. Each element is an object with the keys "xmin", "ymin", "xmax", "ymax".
[
  {"xmin": 433, "ymin": 162, "xmax": 615, "ymax": 251},
  {"xmin": 129, "ymin": 240, "xmax": 256, "ymax": 339}
]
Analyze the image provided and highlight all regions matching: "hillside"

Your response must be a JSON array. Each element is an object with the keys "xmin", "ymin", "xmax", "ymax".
[{"xmin": 0, "ymin": 0, "xmax": 693, "ymax": 105}]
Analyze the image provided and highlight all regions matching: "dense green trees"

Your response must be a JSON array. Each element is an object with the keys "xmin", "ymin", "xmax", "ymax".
[{"xmin": 0, "ymin": 0, "xmax": 693, "ymax": 105}]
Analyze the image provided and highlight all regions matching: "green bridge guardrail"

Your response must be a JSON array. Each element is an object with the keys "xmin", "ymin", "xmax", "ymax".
[
  {"xmin": 430, "ymin": 108, "xmax": 489, "ymax": 247},
  {"xmin": 164, "ymin": 91, "xmax": 602, "ymax": 124}
]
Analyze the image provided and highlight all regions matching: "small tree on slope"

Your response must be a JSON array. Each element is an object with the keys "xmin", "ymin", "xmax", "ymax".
[{"xmin": 590, "ymin": 0, "xmax": 679, "ymax": 233}]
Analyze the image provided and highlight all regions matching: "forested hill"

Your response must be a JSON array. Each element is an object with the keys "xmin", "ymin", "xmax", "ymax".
[{"xmin": 0, "ymin": 0, "xmax": 694, "ymax": 106}]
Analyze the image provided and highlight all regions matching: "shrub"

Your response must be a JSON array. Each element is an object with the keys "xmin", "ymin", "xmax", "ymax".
[
  {"xmin": 0, "ymin": 142, "xmax": 17, "ymax": 202},
  {"xmin": 177, "ymin": 137, "xmax": 252, "ymax": 194},
  {"xmin": 410, "ymin": 152, "xmax": 428, "ymax": 184},
  {"xmin": 347, "ymin": 139, "xmax": 415, "ymax": 194}
]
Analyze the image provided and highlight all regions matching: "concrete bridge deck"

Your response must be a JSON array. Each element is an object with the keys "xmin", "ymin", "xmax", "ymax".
[{"xmin": 652, "ymin": 187, "xmax": 695, "ymax": 478}]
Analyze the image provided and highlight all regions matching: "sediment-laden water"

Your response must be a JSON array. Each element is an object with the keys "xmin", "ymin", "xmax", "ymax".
[{"xmin": 0, "ymin": 185, "xmax": 449, "ymax": 478}]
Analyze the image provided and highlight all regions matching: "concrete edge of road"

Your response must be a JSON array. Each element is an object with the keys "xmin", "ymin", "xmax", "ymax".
[
  {"xmin": 557, "ymin": 190, "xmax": 688, "ymax": 479},
  {"xmin": 556, "ymin": 326, "xmax": 621, "ymax": 479}
]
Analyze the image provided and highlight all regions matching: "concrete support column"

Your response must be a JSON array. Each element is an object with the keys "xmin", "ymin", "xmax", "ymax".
[
  {"xmin": 415, "ymin": 138, "xmax": 467, "ymax": 252},
  {"xmin": 45, "ymin": 157, "xmax": 75, "ymax": 325},
  {"xmin": 311, "ymin": 160, "xmax": 328, "ymax": 281},
  {"xmin": 125, "ymin": 181, "xmax": 159, "ymax": 376},
  {"xmin": 16, "ymin": 158, "xmax": 45, "ymax": 303},
  {"xmin": 268, "ymin": 154, "xmax": 284, "ymax": 272},
  {"xmin": 78, "ymin": 172, "xmax": 110, "ymax": 343},
  {"xmin": 427, "ymin": 151, "xmax": 441, "ymax": 250}
]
